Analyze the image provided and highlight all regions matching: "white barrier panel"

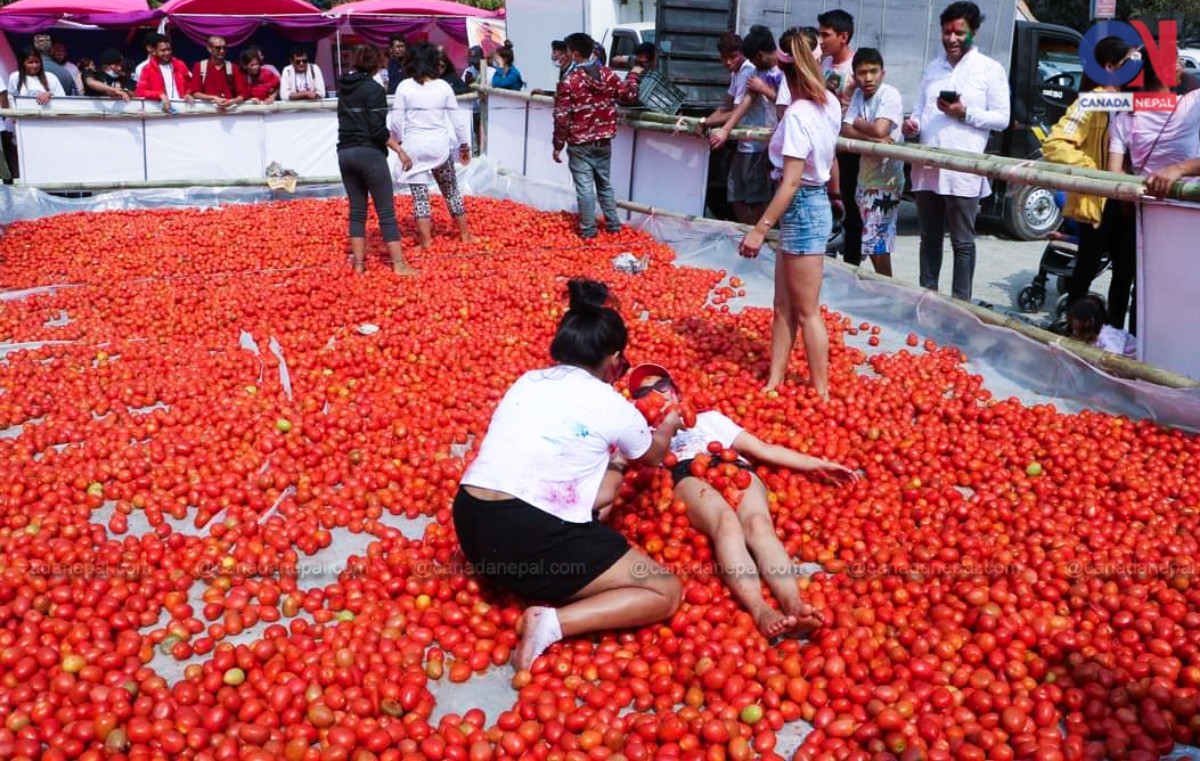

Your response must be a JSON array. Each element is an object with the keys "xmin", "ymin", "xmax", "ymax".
[
  {"xmin": 262, "ymin": 112, "xmax": 341, "ymax": 179},
  {"xmin": 1139, "ymin": 199, "xmax": 1200, "ymax": 381},
  {"xmin": 485, "ymin": 90, "xmax": 710, "ymax": 218},
  {"xmin": 11, "ymin": 96, "xmax": 474, "ymax": 186}
]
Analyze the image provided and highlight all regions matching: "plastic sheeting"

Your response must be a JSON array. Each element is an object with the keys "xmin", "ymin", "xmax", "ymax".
[{"xmin": 1, "ymin": 159, "xmax": 1199, "ymax": 431}]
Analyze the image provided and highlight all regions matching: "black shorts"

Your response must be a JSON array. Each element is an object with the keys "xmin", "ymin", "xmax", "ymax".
[
  {"xmin": 670, "ymin": 457, "xmax": 754, "ymax": 487},
  {"xmin": 452, "ymin": 487, "xmax": 630, "ymax": 603}
]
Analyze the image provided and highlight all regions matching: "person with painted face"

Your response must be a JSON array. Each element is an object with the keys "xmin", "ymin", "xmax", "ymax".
[
  {"xmin": 83, "ymin": 49, "xmax": 133, "ymax": 101},
  {"xmin": 455, "ymin": 279, "xmax": 683, "ymax": 672},
  {"xmin": 902, "ymin": 1, "xmax": 1010, "ymax": 302},
  {"xmin": 628, "ymin": 363, "xmax": 854, "ymax": 638}
]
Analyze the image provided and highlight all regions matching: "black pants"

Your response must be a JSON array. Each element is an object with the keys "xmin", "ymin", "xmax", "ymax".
[
  {"xmin": 915, "ymin": 191, "xmax": 981, "ymax": 301},
  {"xmin": 337, "ymin": 145, "xmax": 399, "ymax": 242},
  {"xmin": 1067, "ymin": 200, "xmax": 1137, "ymax": 334},
  {"xmin": 838, "ymin": 153, "xmax": 863, "ymax": 265}
]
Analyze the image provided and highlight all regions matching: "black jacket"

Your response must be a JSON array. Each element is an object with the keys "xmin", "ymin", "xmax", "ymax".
[{"xmin": 336, "ymin": 72, "xmax": 389, "ymax": 153}]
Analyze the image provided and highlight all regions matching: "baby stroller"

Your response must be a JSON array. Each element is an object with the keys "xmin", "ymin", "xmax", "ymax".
[{"xmin": 1017, "ymin": 192, "xmax": 1111, "ymax": 319}]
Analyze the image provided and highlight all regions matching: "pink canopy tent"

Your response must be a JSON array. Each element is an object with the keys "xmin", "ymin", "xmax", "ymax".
[
  {"xmin": 0, "ymin": 0, "xmax": 149, "ymax": 13},
  {"xmin": 0, "ymin": 0, "xmax": 155, "ymax": 32},
  {"xmin": 328, "ymin": 0, "xmax": 502, "ymax": 60},
  {"xmin": 157, "ymin": 0, "xmax": 335, "ymax": 45},
  {"xmin": 329, "ymin": 0, "xmax": 500, "ymax": 18}
]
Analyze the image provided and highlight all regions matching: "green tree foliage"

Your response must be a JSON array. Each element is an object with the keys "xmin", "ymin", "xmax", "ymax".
[{"xmin": 1028, "ymin": 0, "xmax": 1199, "ymax": 40}]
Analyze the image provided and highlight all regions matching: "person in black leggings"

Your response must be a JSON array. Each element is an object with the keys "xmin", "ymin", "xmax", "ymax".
[{"xmin": 336, "ymin": 45, "xmax": 415, "ymax": 275}]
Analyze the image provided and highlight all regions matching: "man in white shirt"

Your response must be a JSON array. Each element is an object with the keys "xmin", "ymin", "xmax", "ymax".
[
  {"xmin": 902, "ymin": 0, "xmax": 1010, "ymax": 301},
  {"xmin": 280, "ymin": 49, "xmax": 326, "ymax": 101}
]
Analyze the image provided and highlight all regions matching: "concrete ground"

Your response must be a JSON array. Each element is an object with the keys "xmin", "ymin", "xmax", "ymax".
[{"xmin": 848, "ymin": 202, "xmax": 1112, "ymax": 329}]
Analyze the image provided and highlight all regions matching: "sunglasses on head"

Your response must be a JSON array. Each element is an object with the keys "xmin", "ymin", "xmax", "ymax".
[{"xmin": 631, "ymin": 377, "xmax": 673, "ymax": 399}]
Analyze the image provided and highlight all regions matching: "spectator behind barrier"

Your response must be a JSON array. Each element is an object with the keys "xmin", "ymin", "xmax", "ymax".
[
  {"xmin": 1107, "ymin": 48, "xmax": 1200, "ymax": 334},
  {"xmin": 438, "ymin": 48, "xmax": 469, "ymax": 95},
  {"xmin": 133, "ymin": 32, "xmax": 164, "ymax": 84},
  {"xmin": 1043, "ymin": 36, "xmax": 1134, "ymax": 333},
  {"xmin": 136, "ymin": 38, "xmax": 194, "ymax": 112},
  {"xmin": 189, "ymin": 36, "xmax": 240, "ymax": 110},
  {"xmin": 698, "ymin": 31, "xmax": 775, "ymax": 225},
  {"xmin": 50, "ymin": 41, "xmax": 83, "ymax": 96},
  {"xmin": 490, "ymin": 46, "xmax": 524, "ymax": 91},
  {"xmin": 1067, "ymin": 295, "xmax": 1137, "ymax": 358},
  {"xmin": 386, "ymin": 35, "xmax": 408, "ymax": 94},
  {"xmin": 902, "ymin": 1, "xmax": 1010, "ymax": 302},
  {"xmin": 552, "ymin": 32, "xmax": 644, "ymax": 239},
  {"xmin": 83, "ymin": 48, "xmax": 134, "ymax": 101},
  {"xmin": 530, "ymin": 40, "xmax": 568, "ymax": 97},
  {"xmin": 280, "ymin": 49, "xmax": 326, "ymax": 101},
  {"xmin": 236, "ymin": 48, "xmax": 280, "ymax": 104},
  {"xmin": 840, "ymin": 48, "xmax": 905, "ymax": 278},
  {"xmin": 9, "ymin": 45, "xmax": 67, "ymax": 105},
  {"xmin": 32, "ymin": 34, "xmax": 76, "ymax": 95}
]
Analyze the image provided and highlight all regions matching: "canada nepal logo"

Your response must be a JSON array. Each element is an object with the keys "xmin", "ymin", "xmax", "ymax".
[{"xmin": 1078, "ymin": 20, "xmax": 1179, "ymax": 112}]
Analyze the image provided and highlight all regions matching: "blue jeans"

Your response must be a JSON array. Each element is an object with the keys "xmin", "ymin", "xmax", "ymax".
[{"xmin": 567, "ymin": 141, "xmax": 620, "ymax": 237}]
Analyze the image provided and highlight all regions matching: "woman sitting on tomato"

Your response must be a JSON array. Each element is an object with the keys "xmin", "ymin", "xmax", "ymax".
[
  {"xmin": 455, "ymin": 279, "xmax": 684, "ymax": 671},
  {"xmin": 628, "ymin": 363, "xmax": 856, "ymax": 638}
]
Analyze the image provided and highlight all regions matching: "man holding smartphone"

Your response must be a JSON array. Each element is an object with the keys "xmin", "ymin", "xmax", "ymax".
[{"xmin": 902, "ymin": 1, "xmax": 1009, "ymax": 301}]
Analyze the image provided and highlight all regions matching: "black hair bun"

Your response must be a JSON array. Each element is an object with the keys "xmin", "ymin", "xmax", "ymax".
[{"xmin": 566, "ymin": 278, "xmax": 610, "ymax": 314}]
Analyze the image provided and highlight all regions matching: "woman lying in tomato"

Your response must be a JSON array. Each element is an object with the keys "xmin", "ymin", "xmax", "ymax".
[{"xmin": 628, "ymin": 363, "xmax": 857, "ymax": 638}]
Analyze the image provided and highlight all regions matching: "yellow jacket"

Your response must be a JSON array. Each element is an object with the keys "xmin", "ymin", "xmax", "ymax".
[{"xmin": 1041, "ymin": 96, "xmax": 1110, "ymax": 227}]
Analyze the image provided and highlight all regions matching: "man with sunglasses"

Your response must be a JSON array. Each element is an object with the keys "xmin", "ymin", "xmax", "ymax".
[
  {"xmin": 281, "ymin": 48, "xmax": 326, "ymax": 101},
  {"xmin": 629, "ymin": 363, "xmax": 856, "ymax": 639},
  {"xmin": 189, "ymin": 36, "xmax": 241, "ymax": 110}
]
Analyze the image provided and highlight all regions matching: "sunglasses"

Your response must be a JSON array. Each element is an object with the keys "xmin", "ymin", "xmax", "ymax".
[{"xmin": 631, "ymin": 377, "xmax": 674, "ymax": 399}]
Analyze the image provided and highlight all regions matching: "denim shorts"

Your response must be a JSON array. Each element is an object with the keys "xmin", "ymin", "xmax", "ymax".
[{"xmin": 779, "ymin": 186, "xmax": 833, "ymax": 256}]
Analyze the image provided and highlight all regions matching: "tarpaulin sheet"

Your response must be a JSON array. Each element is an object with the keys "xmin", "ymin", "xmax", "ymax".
[{"xmin": 1, "ymin": 158, "xmax": 1199, "ymax": 431}]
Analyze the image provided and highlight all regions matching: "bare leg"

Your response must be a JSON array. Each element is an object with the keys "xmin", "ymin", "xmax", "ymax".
[
  {"xmin": 675, "ymin": 478, "xmax": 796, "ymax": 638},
  {"xmin": 415, "ymin": 219, "xmax": 433, "ymax": 250},
  {"xmin": 349, "ymin": 237, "xmax": 366, "ymax": 273},
  {"xmin": 455, "ymin": 215, "xmax": 475, "ymax": 243},
  {"xmin": 386, "ymin": 241, "xmax": 417, "ymax": 276},
  {"xmin": 784, "ymin": 254, "xmax": 830, "ymax": 400},
  {"xmin": 514, "ymin": 550, "xmax": 680, "ymax": 670},
  {"xmin": 737, "ymin": 476, "xmax": 821, "ymax": 635},
  {"xmin": 766, "ymin": 253, "xmax": 797, "ymax": 391}
]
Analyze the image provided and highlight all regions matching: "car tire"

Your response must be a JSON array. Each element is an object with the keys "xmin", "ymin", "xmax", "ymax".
[{"xmin": 1004, "ymin": 184, "xmax": 1061, "ymax": 241}]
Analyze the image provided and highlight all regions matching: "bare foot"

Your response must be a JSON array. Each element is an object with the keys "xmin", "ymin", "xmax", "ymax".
[
  {"xmin": 514, "ymin": 606, "xmax": 563, "ymax": 671},
  {"xmin": 460, "ymin": 232, "xmax": 477, "ymax": 243},
  {"xmin": 783, "ymin": 602, "xmax": 824, "ymax": 638},
  {"xmin": 756, "ymin": 608, "xmax": 799, "ymax": 639},
  {"xmin": 392, "ymin": 262, "xmax": 419, "ymax": 276},
  {"xmin": 763, "ymin": 377, "xmax": 784, "ymax": 393}
]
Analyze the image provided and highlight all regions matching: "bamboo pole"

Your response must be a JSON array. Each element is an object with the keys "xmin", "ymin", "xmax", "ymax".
[
  {"xmin": 492, "ymin": 168, "xmax": 1194, "ymax": 390},
  {"xmin": 478, "ymin": 86, "xmax": 1200, "ymax": 202}
]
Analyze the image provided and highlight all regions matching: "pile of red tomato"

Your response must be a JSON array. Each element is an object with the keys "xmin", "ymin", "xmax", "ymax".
[{"xmin": 0, "ymin": 196, "xmax": 1198, "ymax": 761}]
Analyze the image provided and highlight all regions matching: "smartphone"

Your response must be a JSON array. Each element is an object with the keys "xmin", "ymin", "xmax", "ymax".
[{"xmin": 939, "ymin": 90, "xmax": 960, "ymax": 104}]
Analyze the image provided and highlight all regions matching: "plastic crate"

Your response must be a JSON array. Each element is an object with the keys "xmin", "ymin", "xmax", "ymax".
[{"xmin": 637, "ymin": 70, "xmax": 687, "ymax": 116}]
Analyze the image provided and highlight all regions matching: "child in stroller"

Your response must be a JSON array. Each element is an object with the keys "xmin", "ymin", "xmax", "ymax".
[{"xmin": 1018, "ymin": 191, "xmax": 1111, "ymax": 324}]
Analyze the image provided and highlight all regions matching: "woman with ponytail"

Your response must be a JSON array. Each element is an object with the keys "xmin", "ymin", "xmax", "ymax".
[
  {"xmin": 455, "ymin": 279, "xmax": 682, "ymax": 671},
  {"xmin": 738, "ymin": 32, "xmax": 841, "ymax": 400}
]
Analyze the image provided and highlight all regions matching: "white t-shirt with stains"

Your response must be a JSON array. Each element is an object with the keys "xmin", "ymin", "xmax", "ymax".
[{"xmin": 462, "ymin": 366, "xmax": 652, "ymax": 523}]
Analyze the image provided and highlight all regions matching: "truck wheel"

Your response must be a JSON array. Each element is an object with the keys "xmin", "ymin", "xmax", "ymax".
[{"xmin": 1004, "ymin": 185, "xmax": 1061, "ymax": 240}]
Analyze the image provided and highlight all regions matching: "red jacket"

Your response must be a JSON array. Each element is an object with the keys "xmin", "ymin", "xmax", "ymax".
[
  {"xmin": 235, "ymin": 67, "xmax": 281, "ymax": 101},
  {"xmin": 552, "ymin": 64, "xmax": 639, "ymax": 151},
  {"xmin": 136, "ymin": 58, "xmax": 191, "ymax": 100}
]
